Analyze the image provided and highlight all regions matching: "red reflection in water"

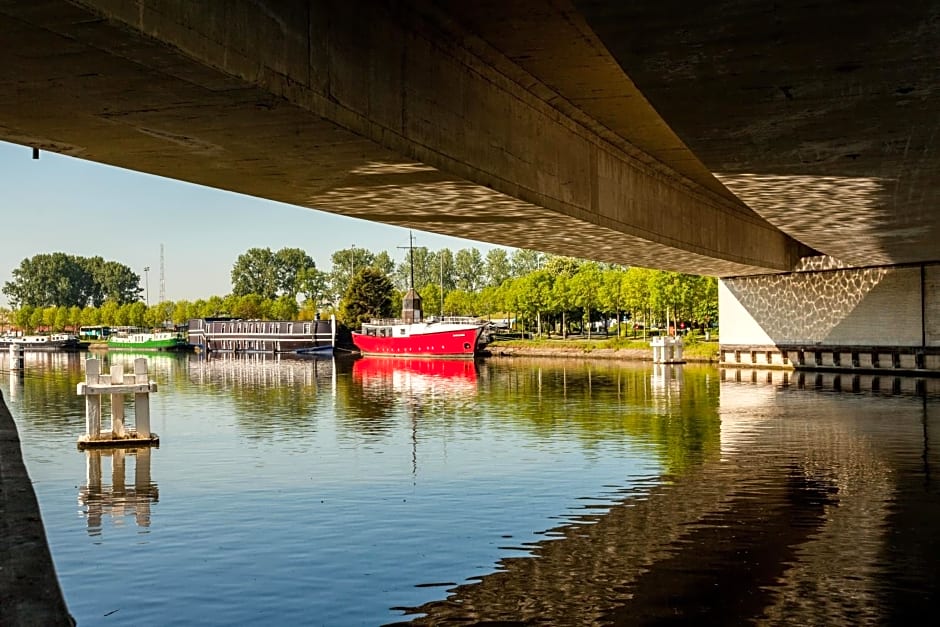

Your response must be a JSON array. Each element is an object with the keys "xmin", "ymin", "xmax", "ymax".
[{"xmin": 352, "ymin": 357, "xmax": 477, "ymax": 383}]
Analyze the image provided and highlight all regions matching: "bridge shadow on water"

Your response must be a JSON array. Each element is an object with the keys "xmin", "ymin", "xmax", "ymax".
[{"xmin": 389, "ymin": 367, "xmax": 940, "ymax": 625}]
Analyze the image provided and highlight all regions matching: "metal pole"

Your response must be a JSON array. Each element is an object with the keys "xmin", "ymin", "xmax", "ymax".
[{"xmin": 143, "ymin": 266, "xmax": 150, "ymax": 306}]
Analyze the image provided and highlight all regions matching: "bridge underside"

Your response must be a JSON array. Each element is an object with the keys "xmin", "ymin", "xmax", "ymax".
[
  {"xmin": 1, "ymin": 1, "xmax": 937, "ymax": 276},
  {"xmin": 578, "ymin": 0, "xmax": 940, "ymax": 267},
  {"xmin": 0, "ymin": 0, "xmax": 815, "ymax": 276}
]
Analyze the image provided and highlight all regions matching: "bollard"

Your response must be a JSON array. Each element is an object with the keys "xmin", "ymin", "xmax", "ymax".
[
  {"xmin": 77, "ymin": 357, "xmax": 158, "ymax": 449},
  {"xmin": 8, "ymin": 343, "xmax": 24, "ymax": 371}
]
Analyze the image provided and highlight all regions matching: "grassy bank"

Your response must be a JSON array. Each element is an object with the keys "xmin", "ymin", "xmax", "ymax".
[{"xmin": 485, "ymin": 335, "xmax": 720, "ymax": 362}]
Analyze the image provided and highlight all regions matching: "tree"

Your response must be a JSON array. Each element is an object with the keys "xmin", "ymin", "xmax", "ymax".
[
  {"xmin": 99, "ymin": 300, "xmax": 119, "ymax": 326},
  {"xmin": 172, "ymin": 301, "xmax": 192, "ymax": 326},
  {"xmin": 4, "ymin": 253, "xmax": 92, "ymax": 308},
  {"xmin": 15, "ymin": 306, "xmax": 33, "ymax": 332},
  {"xmin": 85, "ymin": 257, "xmax": 142, "ymax": 305},
  {"xmin": 330, "ymin": 247, "xmax": 376, "ymax": 304},
  {"xmin": 270, "ymin": 294, "xmax": 300, "ymax": 320},
  {"xmin": 274, "ymin": 247, "xmax": 316, "ymax": 298},
  {"xmin": 371, "ymin": 251, "xmax": 397, "ymax": 277},
  {"xmin": 569, "ymin": 263, "xmax": 603, "ymax": 338},
  {"xmin": 394, "ymin": 246, "xmax": 436, "ymax": 291},
  {"xmin": 484, "ymin": 249, "xmax": 512, "ymax": 287},
  {"xmin": 54, "ymin": 306, "xmax": 69, "ymax": 332},
  {"xmin": 510, "ymin": 249, "xmax": 545, "ymax": 277},
  {"xmin": 231, "ymin": 247, "xmax": 279, "ymax": 299},
  {"xmin": 68, "ymin": 306, "xmax": 83, "ymax": 332},
  {"xmin": 454, "ymin": 248, "xmax": 485, "ymax": 292},
  {"xmin": 2, "ymin": 253, "xmax": 139, "ymax": 309},
  {"xmin": 339, "ymin": 268, "xmax": 394, "ymax": 328},
  {"xmin": 297, "ymin": 267, "xmax": 330, "ymax": 310}
]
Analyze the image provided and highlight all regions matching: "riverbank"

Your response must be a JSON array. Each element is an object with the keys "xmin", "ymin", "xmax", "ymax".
[
  {"xmin": 0, "ymin": 389, "xmax": 74, "ymax": 626},
  {"xmin": 484, "ymin": 338, "xmax": 720, "ymax": 363}
]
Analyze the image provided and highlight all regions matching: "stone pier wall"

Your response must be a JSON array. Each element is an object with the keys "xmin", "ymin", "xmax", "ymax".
[{"xmin": 719, "ymin": 262, "xmax": 940, "ymax": 374}]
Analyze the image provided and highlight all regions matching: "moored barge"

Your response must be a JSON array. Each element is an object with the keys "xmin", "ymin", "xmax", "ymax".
[{"xmin": 187, "ymin": 316, "xmax": 336, "ymax": 354}]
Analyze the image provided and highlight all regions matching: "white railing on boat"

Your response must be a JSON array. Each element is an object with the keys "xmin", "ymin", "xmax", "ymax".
[{"xmin": 366, "ymin": 316, "xmax": 483, "ymax": 326}]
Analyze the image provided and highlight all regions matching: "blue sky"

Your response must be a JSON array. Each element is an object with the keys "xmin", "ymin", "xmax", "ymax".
[{"xmin": 0, "ymin": 140, "xmax": 501, "ymax": 307}]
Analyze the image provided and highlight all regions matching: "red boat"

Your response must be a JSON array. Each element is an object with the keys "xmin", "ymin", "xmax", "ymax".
[
  {"xmin": 351, "ymin": 235, "xmax": 489, "ymax": 358},
  {"xmin": 352, "ymin": 317, "xmax": 486, "ymax": 358}
]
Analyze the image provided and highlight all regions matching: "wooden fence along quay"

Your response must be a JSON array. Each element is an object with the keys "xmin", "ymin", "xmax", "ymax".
[{"xmin": 77, "ymin": 357, "xmax": 159, "ymax": 449}]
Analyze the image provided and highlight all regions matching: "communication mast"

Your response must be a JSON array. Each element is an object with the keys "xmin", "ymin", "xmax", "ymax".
[{"xmin": 159, "ymin": 243, "xmax": 166, "ymax": 304}]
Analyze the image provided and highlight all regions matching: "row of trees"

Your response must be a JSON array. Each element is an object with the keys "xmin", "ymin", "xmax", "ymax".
[
  {"xmin": 338, "ymin": 253, "xmax": 717, "ymax": 335},
  {"xmin": 2, "ymin": 245, "xmax": 718, "ymax": 337},
  {"xmin": 228, "ymin": 245, "xmax": 544, "ymax": 311},
  {"xmin": 2, "ymin": 253, "xmax": 141, "ymax": 308}
]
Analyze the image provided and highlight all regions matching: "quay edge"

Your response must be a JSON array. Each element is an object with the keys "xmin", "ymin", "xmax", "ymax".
[{"xmin": 0, "ymin": 389, "xmax": 74, "ymax": 626}]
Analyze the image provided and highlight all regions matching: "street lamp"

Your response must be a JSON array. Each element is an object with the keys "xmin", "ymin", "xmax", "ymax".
[{"xmin": 143, "ymin": 266, "xmax": 150, "ymax": 306}]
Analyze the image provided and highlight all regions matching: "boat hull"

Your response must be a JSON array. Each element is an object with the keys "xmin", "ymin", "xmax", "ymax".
[
  {"xmin": 108, "ymin": 339, "xmax": 189, "ymax": 351},
  {"xmin": 352, "ymin": 327, "xmax": 481, "ymax": 358},
  {"xmin": 0, "ymin": 335, "xmax": 80, "ymax": 351}
]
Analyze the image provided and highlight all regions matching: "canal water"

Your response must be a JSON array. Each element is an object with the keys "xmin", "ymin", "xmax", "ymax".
[{"xmin": 2, "ymin": 352, "xmax": 938, "ymax": 625}]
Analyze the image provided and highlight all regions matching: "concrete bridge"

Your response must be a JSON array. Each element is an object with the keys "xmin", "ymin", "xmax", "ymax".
[{"xmin": 1, "ymin": 1, "xmax": 938, "ymax": 365}]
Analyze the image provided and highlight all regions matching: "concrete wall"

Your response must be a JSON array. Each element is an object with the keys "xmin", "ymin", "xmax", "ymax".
[{"xmin": 720, "ymin": 264, "xmax": 937, "ymax": 348}]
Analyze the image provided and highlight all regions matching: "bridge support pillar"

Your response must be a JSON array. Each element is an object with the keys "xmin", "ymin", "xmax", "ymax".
[{"xmin": 719, "ymin": 261, "xmax": 940, "ymax": 375}]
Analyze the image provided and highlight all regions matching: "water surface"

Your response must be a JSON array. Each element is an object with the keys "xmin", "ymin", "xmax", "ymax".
[{"xmin": 3, "ymin": 353, "xmax": 938, "ymax": 625}]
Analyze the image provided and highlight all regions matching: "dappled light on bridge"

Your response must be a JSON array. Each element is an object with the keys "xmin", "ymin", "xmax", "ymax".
[
  {"xmin": 715, "ymin": 173, "xmax": 928, "ymax": 266},
  {"xmin": 721, "ymin": 265, "xmax": 892, "ymax": 344},
  {"xmin": 312, "ymin": 160, "xmax": 767, "ymax": 276}
]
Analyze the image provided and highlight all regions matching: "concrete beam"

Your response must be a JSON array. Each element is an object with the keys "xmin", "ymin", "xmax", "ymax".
[{"xmin": 0, "ymin": 1, "xmax": 810, "ymax": 275}]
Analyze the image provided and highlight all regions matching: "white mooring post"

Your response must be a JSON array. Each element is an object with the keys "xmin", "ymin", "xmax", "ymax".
[
  {"xmin": 134, "ymin": 358, "xmax": 151, "ymax": 438},
  {"xmin": 110, "ymin": 364, "xmax": 126, "ymax": 438},
  {"xmin": 8, "ymin": 343, "xmax": 25, "ymax": 371},
  {"xmin": 650, "ymin": 336, "xmax": 686, "ymax": 364},
  {"xmin": 77, "ymin": 357, "xmax": 158, "ymax": 449},
  {"xmin": 84, "ymin": 358, "xmax": 102, "ymax": 439}
]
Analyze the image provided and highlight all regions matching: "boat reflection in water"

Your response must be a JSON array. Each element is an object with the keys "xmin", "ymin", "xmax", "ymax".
[
  {"xmin": 188, "ymin": 352, "xmax": 336, "ymax": 390},
  {"xmin": 352, "ymin": 356, "xmax": 478, "ymax": 399},
  {"xmin": 78, "ymin": 447, "xmax": 158, "ymax": 535}
]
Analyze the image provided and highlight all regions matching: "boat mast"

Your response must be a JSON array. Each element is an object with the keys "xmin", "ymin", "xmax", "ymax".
[
  {"xmin": 398, "ymin": 231, "xmax": 422, "ymax": 323},
  {"xmin": 409, "ymin": 231, "xmax": 415, "ymax": 292}
]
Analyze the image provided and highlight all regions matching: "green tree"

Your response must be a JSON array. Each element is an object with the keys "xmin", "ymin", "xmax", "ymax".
[
  {"xmin": 42, "ymin": 306, "xmax": 57, "ymax": 331},
  {"xmin": 270, "ymin": 294, "xmax": 299, "ymax": 320},
  {"xmin": 231, "ymin": 294, "xmax": 267, "ymax": 319},
  {"xmin": 569, "ymin": 263, "xmax": 603, "ymax": 338},
  {"xmin": 98, "ymin": 300, "xmax": 119, "ymax": 326},
  {"xmin": 80, "ymin": 306, "xmax": 101, "ymax": 327},
  {"xmin": 484, "ymin": 249, "xmax": 512, "ymax": 287},
  {"xmin": 330, "ymin": 247, "xmax": 376, "ymax": 303},
  {"xmin": 339, "ymin": 268, "xmax": 394, "ymax": 328},
  {"xmin": 510, "ymin": 249, "xmax": 544, "ymax": 277},
  {"xmin": 298, "ymin": 267, "xmax": 330, "ymax": 310},
  {"xmin": 53, "ymin": 306, "xmax": 69, "ymax": 332},
  {"xmin": 3, "ymin": 253, "xmax": 92, "ymax": 308},
  {"xmin": 371, "ymin": 251, "xmax": 397, "ymax": 277},
  {"xmin": 394, "ymin": 246, "xmax": 436, "ymax": 291},
  {"xmin": 15, "ymin": 306, "xmax": 33, "ymax": 332},
  {"xmin": 126, "ymin": 301, "xmax": 147, "ymax": 328},
  {"xmin": 68, "ymin": 306, "xmax": 83, "ymax": 332},
  {"xmin": 443, "ymin": 290, "xmax": 477, "ymax": 316},
  {"xmin": 231, "ymin": 247, "xmax": 279, "ymax": 299},
  {"xmin": 454, "ymin": 248, "xmax": 485, "ymax": 292},
  {"xmin": 85, "ymin": 257, "xmax": 142, "ymax": 305},
  {"xmin": 274, "ymin": 247, "xmax": 316, "ymax": 298},
  {"xmin": 28, "ymin": 308, "xmax": 43, "ymax": 331},
  {"xmin": 171, "ymin": 301, "xmax": 191, "ymax": 326}
]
